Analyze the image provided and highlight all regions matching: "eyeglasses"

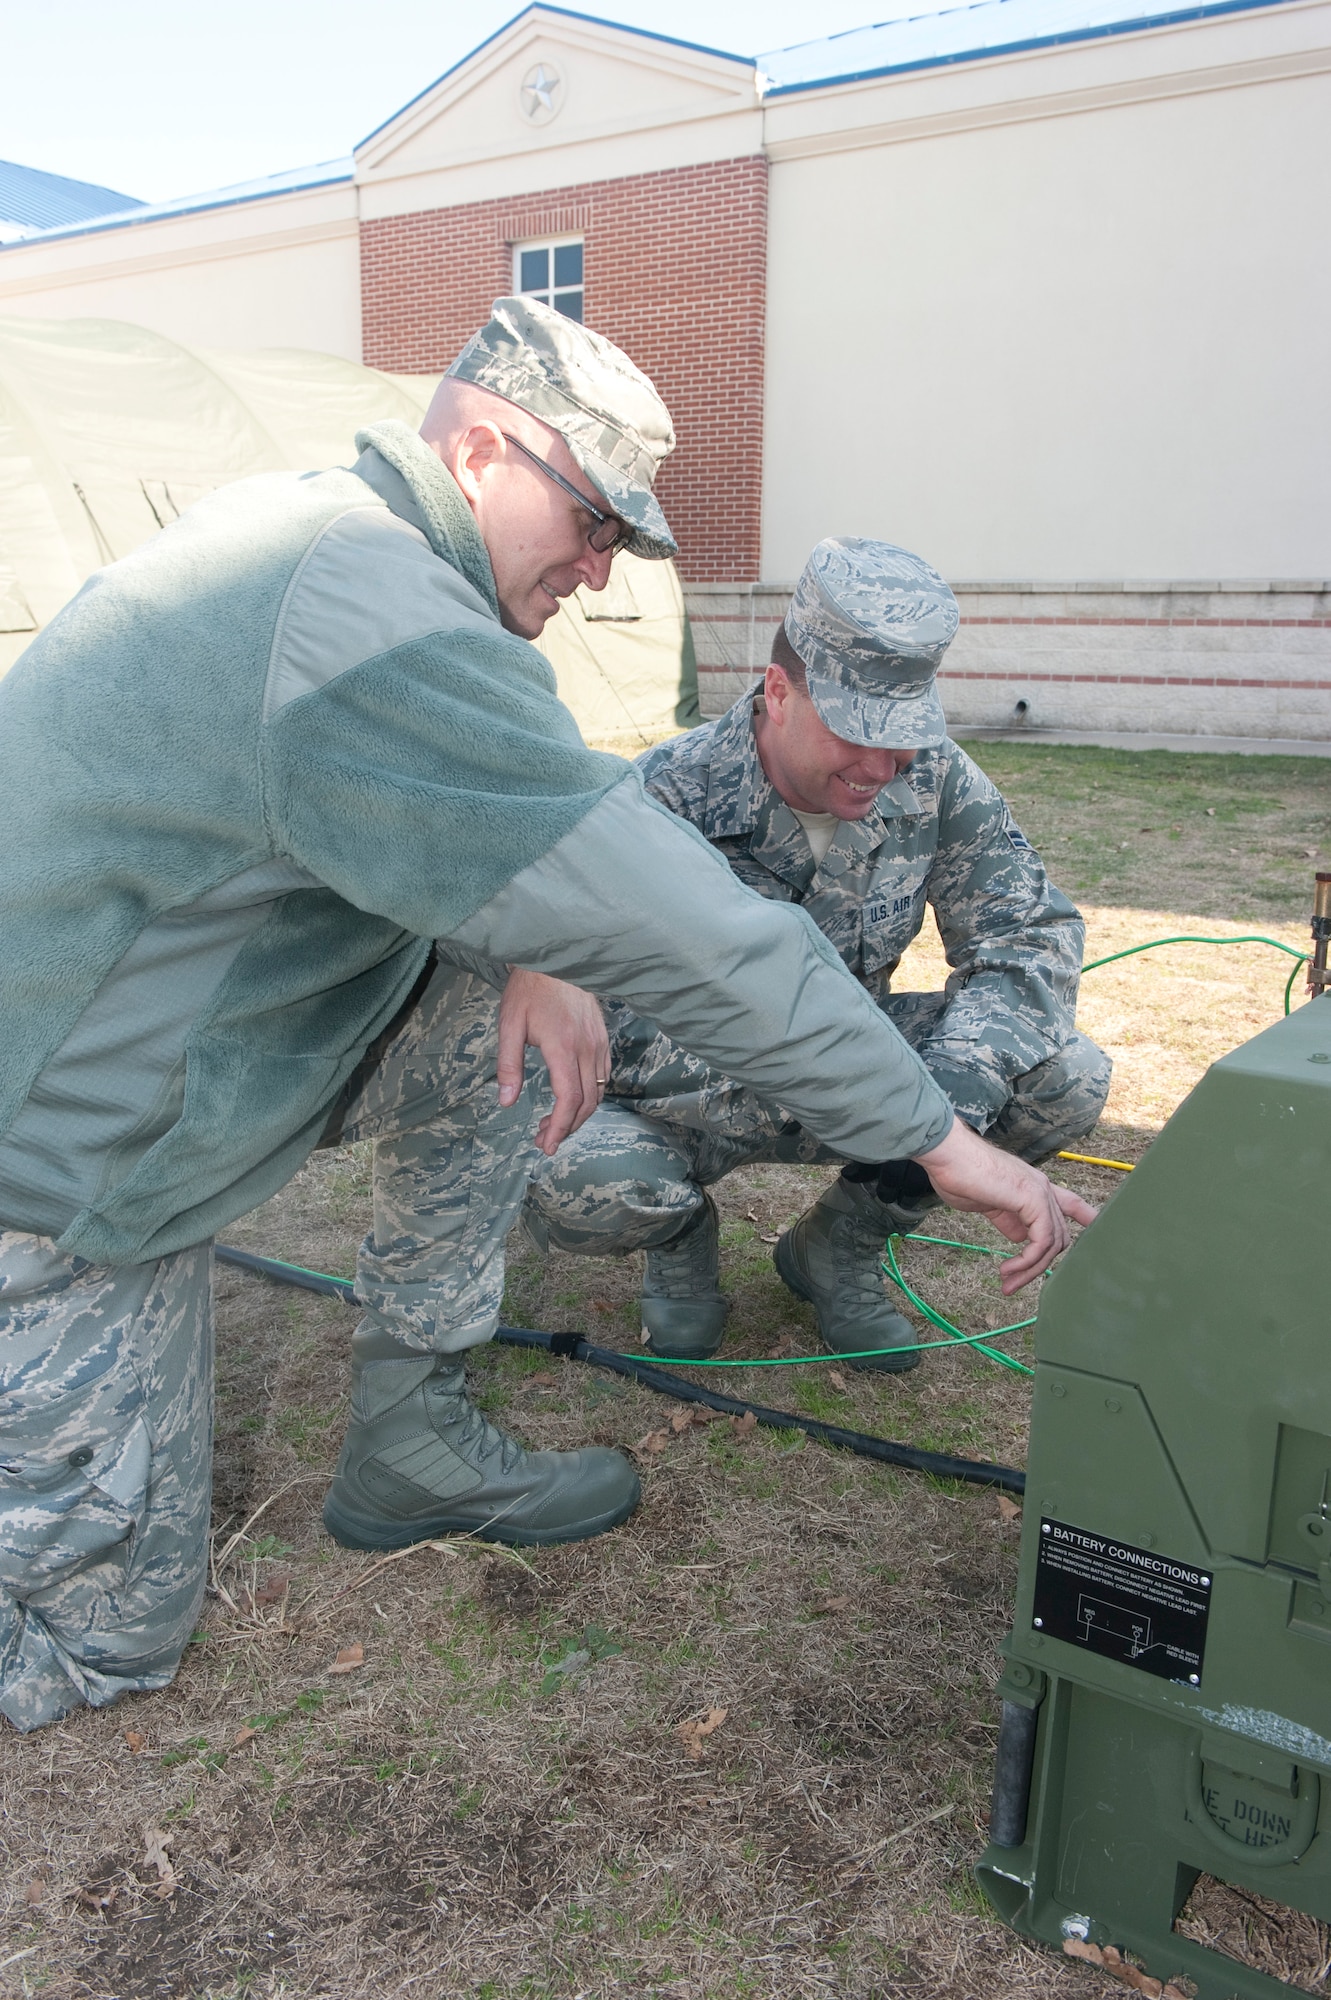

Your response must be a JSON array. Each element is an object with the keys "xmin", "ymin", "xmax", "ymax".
[{"xmin": 501, "ymin": 431, "xmax": 631, "ymax": 555}]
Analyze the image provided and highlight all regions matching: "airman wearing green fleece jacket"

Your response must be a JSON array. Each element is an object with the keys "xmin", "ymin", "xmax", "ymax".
[{"xmin": 0, "ymin": 298, "xmax": 1092, "ymax": 1731}]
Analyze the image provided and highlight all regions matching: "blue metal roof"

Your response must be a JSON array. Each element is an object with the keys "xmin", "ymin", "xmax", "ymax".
[
  {"xmin": 0, "ymin": 158, "xmax": 144, "ymax": 237},
  {"xmin": 0, "ymin": 158, "xmax": 352, "ymax": 252},
  {"xmin": 756, "ymin": 0, "xmax": 1296, "ymax": 92}
]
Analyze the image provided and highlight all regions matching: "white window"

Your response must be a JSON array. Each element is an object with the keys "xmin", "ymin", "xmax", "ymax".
[{"xmin": 514, "ymin": 236, "xmax": 583, "ymax": 322}]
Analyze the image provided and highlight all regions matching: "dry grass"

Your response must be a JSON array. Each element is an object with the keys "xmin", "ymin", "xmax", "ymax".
[{"xmin": 1, "ymin": 745, "xmax": 1325, "ymax": 2000}]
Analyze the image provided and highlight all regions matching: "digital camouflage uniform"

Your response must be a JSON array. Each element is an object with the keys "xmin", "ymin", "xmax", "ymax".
[{"xmin": 529, "ymin": 689, "xmax": 1110, "ymax": 1255}]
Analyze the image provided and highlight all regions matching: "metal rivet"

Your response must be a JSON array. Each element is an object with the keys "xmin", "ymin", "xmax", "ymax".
[
  {"xmin": 1105, "ymin": 1397, "xmax": 1122, "ymax": 1414},
  {"xmin": 1310, "ymin": 1053, "xmax": 1330, "ymax": 1064},
  {"xmin": 68, "ymin": 1446, "xmax": 94, "ymax": 1469},
  {"xmin": 1051, "ymin": 1383, "xmax": 1067, "ymax": 1399},
  {"xmin": 1010, "ymin": 1663, "xmax": 1032, "ymax": 1687},
  {"xmin": 1311, "ymin": 1601, "xmax": 1326, "ymax": 1618},
  {"xmin": 1033, "ymin": 1617, "xmax": 1044, "ymax": 1628}
]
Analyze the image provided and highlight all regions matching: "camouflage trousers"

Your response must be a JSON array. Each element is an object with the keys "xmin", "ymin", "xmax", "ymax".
[
  {"xmin": 0, "ymin": 960, "xmax": 544, "ymax": 1730},
  {"xmin": 0, "ymin": 1236, "xmax": 214, "ymax": 1733},
  {"xmin": 527, "ymin": 991, "xmax": 1111, "ymax": 1255}
]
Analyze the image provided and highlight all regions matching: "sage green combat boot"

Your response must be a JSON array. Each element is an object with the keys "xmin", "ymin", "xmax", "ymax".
[
  {"xmin": 323, "ymin": 1327, "xmax": 641, "ymax": 1549},
  {"xmin": 640, "ymin": 1193, "xmax": 729, "ymax": 1360},
  {"xmin": 773, "ymin": 1176, "xmax": 922, "ymax": 1373}
]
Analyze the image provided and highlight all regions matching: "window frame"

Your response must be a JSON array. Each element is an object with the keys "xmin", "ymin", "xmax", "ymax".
[{"xmin": 512, "ymin": 234, "xmax": 584, "ymax": 322}]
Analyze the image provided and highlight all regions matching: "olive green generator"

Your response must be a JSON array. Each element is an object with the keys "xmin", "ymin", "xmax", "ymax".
[{"xmin": 977, "ymin": 997, "xmax": 1331, "ymax": 1997}]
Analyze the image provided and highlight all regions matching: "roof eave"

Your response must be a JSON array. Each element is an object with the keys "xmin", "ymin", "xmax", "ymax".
[{"xmin": 759, "ymin": 0, "xmax": 1299, "ymax": 96}]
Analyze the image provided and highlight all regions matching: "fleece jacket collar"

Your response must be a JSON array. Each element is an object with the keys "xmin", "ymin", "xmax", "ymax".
[{"xmin": 353, "ymin": 421, "xmax": 499, "ymax": 617}]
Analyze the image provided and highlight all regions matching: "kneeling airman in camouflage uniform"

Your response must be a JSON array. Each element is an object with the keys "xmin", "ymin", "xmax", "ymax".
[{"xmin": 527, "ymin": 538, "xmax": 1111, "ymax": 1369}]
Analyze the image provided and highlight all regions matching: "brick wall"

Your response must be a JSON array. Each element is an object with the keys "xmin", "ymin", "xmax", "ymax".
[{"xmin": 360, "ymin": 156, "xmax": 767, "ymax": 582}]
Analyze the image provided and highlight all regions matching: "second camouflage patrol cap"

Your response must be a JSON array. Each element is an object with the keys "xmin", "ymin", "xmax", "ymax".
[
  {"xmin": 783, "ymin": 537, "xmax": 959, "ymax": 749},
  {"xmin": 447, "ymin": 296, "xmax": 677, "ymax": 561}
]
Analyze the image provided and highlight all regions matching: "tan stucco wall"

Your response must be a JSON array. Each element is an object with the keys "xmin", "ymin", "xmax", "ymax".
[
  {"xmin": 0, "ymin": 183, "xmax": 361, "ymax": 359},
  {"xmin": 759, "ymin": 2, "xmax": 1331, "ymax": 585}
]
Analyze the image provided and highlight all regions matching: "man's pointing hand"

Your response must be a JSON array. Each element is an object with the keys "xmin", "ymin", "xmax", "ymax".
[{"xmin": 913, "ymin": 1120, "xmax": 1098, "ymax": 1294}]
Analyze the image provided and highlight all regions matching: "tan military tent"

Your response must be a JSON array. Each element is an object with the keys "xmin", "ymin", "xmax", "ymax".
[{"xmin": 0, "ymin": 315, "xmax": 698, "ymax": 746}]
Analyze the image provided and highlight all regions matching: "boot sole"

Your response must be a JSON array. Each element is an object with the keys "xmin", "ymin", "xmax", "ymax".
[
  {"xmin": 322, "ymin": 1483, "xmax": 641, "ymax": 1552},
  {"xmin": 772, "ymin": 1232, "xmax": 921, "ymax": 1375}
]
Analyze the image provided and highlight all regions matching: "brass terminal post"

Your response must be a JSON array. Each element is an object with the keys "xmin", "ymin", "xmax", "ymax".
[{"xmin": 1310, "ymin": 872, "xmax": 1331, "ymax": 999}]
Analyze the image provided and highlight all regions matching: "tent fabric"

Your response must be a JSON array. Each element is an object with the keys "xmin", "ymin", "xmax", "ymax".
[
  {"xmin": 535, "ymin": 553, "xmax": 700, "ymax": 749},
  {"xmin": 0, "ymin": 317, "xmax": 697, "ymax": 748}
]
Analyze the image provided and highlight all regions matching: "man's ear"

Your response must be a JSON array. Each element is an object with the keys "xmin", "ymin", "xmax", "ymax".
[
  {"xmin": 764, "ymin": 662, "xmax": 794, "ymax": 725},
  {"xmin": 450, "ymin": 422, "xmax": 505, "ymax": 507}
]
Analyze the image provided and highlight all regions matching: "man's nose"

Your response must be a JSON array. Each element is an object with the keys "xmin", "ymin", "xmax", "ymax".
[
  {"xmin": 856, "ymin": 751, "xmax": 903, "ymax": 784},
  {"xmin": 574, "ymin": 541, "xmax": 615, "ymax": 592}
]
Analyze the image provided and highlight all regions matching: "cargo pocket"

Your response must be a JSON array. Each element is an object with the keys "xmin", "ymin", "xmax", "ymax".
[{"xmin": 0, "ymin": 1331, "xmax": 152, "ymax": 1598}]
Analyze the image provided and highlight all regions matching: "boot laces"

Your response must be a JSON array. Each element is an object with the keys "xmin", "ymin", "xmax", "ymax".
[
  {"xmin": 650, "ymin": 1215, "xmax": 716, "ymax": 1298},
  {"xmin": 430, "ymin": 1380, "xmax": 530, "ymax": 1476},
  {"xmin": 833, "ymin": 1211, "xmax": 890, "ymax": 1296}
]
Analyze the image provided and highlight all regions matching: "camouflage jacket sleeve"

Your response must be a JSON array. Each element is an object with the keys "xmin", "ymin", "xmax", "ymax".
[{"xmin": 911, "ymin": 748, "xmax": 1084, "ymax": 1122}]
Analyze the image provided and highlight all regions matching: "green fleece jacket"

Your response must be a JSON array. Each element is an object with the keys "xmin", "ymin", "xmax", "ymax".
[{"xmin": 0, "ymin": 424, "xmax": 953, "ymax": 1263}]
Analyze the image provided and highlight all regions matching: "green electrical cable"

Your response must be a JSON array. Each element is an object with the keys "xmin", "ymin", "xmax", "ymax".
[
  {"xmin": 1080, "ymin": 933, "xmax": 1308, "ymax": 1014},
  {"xmin": 881, "ymin": 1235, "xmax": 1036, "ymax": 1377}
]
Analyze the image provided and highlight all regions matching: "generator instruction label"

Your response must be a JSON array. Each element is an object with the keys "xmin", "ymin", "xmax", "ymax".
[{"xmin": 1032, "ymin": 1517, "xmax": 1211, "ymax": 1684}]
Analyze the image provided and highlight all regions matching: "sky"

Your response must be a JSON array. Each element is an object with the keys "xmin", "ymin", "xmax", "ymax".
[{"xmin": 2, "ymin": 0, "xmax": 962, "ymax": 206}]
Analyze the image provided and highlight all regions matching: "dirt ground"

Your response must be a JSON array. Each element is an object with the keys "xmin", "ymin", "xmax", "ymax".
[{"xmin": 1, "ymin": 744, "xmax": 1326, "ymax": 2000}]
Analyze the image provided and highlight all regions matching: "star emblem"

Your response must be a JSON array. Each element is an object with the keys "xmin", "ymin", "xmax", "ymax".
[{"xmin": 520, "ymin": 62, "xmax": 562, "ymax": 121}]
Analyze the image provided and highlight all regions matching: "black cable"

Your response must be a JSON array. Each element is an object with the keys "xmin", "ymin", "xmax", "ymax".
[{"xmin": 215, "ymin": 1243, "xmax": 1026, "ymax": 1496}]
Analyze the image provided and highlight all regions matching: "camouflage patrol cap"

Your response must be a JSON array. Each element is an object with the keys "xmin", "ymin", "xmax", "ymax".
[
  {"xmin": 447, "ymin": 296, "xmax": 677, "ymax": 561},
  {"xmin": 783, "ymin": 537, "xmax": 958, "ymax": 749}
]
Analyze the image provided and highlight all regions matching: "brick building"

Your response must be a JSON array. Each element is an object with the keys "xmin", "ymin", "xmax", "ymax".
[{"xmin": 2, "ymin": 0, "xmax": 1329, "ymax": 741}]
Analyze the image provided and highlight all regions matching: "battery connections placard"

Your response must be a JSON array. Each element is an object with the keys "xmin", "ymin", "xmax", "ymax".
[{"xmin": 1032, "ymin": 1517, "xmax": 1212, "ymax": 1685}]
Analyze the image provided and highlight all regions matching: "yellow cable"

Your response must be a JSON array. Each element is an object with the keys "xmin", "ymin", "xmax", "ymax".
[{"xmin": 1057, "ymin": 1150, "xmax": 1135, "ymax": 1172}]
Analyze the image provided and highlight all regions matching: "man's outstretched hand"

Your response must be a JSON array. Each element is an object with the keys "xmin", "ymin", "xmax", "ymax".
[
  {"xmin": 497, "ymin": 967, "xmax": 610, "ymax": 1157},
  {"xmin": 913, "ymin": 1120, "xmax": 1098, "ymax": 1294}
]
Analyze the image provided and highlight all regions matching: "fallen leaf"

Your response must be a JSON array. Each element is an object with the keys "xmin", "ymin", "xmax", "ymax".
[
  {"xmin": 632, "ymin": 1428, "xmax": 670, "ymax": 1458},
  {"xmin": 1061, "ymin": 1939, "xmax": 1168, "ymax": 1995},
  {"xmin": 745, "ymin": 1210, "xmax": 759, "ymax": 1222},
  {"xmin": 24, "ymin": 1878, "xmax": 44, "ymax": 1906},
  {"xmin": 1305, "ymin": 847, "xmax": 1318, "ymax": 859},
  {"xmin": 590, "ymin": 1296, "xmax": 616, "ymax": 1314},
  {"xmin": 760, "ymin": 1232, "xmax": 780, "ymax": 1244},
  {"xmin": 996, "ymin": 1496, "xmax": 1022, "ymax": 1523},
  {"xmin": 123, "ymin": 1729, "xmax": 147, "ymax": 1753},
  {"xmin": 232, "ymin": 1725, "xmax": 259, "ymax": 1748},
  {"xmin": 729, "ymin": 1411, "xmax": 757, "ymax": 1439},
  {"xmin": 814, "ymin": 1595, "xmax": 851, "ymax": 1615},
  {"xmin": 668, "ymin": 1407, "xmax": 712, "ymax": 1434},
  {"xmin": 827, "ymin": 1369, "xmax": 849, "ymax": 1393},
  {"xmin": 328, "ymin": 1642, "xmax": 365, "ymax": 1674},
  {"xmin": 253, "ymin": 1570, "xmax": 291, "ymax": 1606},
  {"xmin": 1205, "ymin": 806, "xmax": 1216, "ymax": 816},
  {"xmin": 526, "ymin": 1370, "xmax": 556, "ymax": 1389},
  {"xmin": 677, "ymin": 1706, "xmax": 728, "ymax": 1760},
  {"xmin": 141, "ymin": 1826, "xmax": 178, "ymax": 1898}
]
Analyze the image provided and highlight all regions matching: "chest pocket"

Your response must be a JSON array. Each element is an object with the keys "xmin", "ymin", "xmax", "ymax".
[{"xmin": 859, "ymin": 879, "xmax": 930, "ymax": 977}]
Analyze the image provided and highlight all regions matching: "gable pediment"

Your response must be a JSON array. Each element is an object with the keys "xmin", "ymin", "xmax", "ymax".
[{"xmin": 356, "ymin": 6, "xmax": 757, "ymax": 182}]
